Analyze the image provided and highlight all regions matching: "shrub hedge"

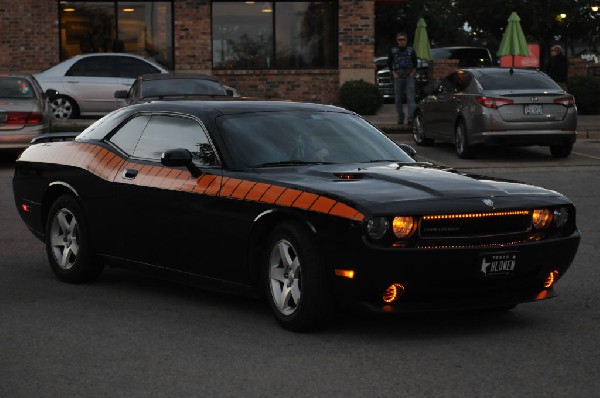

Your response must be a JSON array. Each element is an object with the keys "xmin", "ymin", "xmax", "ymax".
[{"xmin": 339, "ymin": 79, "xmax": 383, "ymax": 115}]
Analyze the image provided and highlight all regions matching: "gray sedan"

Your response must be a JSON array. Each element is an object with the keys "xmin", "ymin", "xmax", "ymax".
[
  {"xmin": 0, "ymin": 75, "xmax": 55, "ymax": 150},
  {"xmin": 413, "ymin": 68, "xmax": 577, "ymax": 158}
]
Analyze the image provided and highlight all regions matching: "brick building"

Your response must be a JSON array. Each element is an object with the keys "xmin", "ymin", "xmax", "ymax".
[{"xmin": 0, "ymin": 0, "xmax": 388, "ymax": 104}]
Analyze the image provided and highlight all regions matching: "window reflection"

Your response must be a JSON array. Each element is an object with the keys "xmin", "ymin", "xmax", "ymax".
[
  {"xmin": 59, "ymin": 1, "xmax": 173, "ymax": 69},
  {"xmin": 212, "ymin": 1, "xmax": 336, "ymax": 69}
]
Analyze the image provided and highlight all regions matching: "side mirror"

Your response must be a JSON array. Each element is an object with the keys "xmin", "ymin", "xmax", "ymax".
[
  {"xmin": 161, "ymin": 148, "xmax": 202, "ymax": 177},
  {"xmin": 45, "ymin": 89, "xmax": 59, "ymax": 101},
  {"xmin": 398, "ymin": 143, "xmax": 417, "ymax": 158},
  {"xmin": 114, "ymin": 90, "xmax": 128, "ymax": 99}
]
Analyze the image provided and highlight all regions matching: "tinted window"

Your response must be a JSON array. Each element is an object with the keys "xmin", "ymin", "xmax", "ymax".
[
  {"xmin": 0, "ymin": 77, "xmax": 34, "ymax": 99},
  {"xmin": 432, "ymin": 48, "xmax": 493, "ymax": 67},
  {"xmin": 115, "ymin": 57, "xmax": 160, "ymax": 78},
  {"xmin": 109, "ymin": 115, "xmax": 151, "ymax": 155},
  {"xmin": 477, "ymin": 72, "xmax": 560, "ymax": 90},
  {"xmin": 66, "ymin": 56, "xmax": 117, "ymax": 77},
  {"xmin": 140, "ymin": 79, "xmax": 227, "ymax": 98},
  {"xmin": 133, "ymin": 115, "xmax": 216, "ymax": 165}
]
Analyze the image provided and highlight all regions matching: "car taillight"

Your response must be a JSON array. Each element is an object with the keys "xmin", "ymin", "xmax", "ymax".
[
  {"xmin": 475, "ymin": 96, "xmax": 514, "ymax": 109},
  {"xmin": 553, "ymin": 96, "xmax": 575, "ymax": 108},
  {"xmin": 6, "ymin": 112, "xmax": 42, "ymax": 124}
]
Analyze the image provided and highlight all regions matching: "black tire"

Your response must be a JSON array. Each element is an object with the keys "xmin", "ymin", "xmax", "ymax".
[
  {"xmin": 50, "ymin": 95, "xmax": 80, "ymax": 120},
  {"xmin": 45, "ymin": 195, "xmax": 103, "ymax": 283},
  {"xmin": 455, "ymin": 120, "xmax": 475, "ymax": 159},
  {"xmin": 412, "ymin": 113, "xmax": 433, "ymax": 146},
  {"xmin": 264, "ymin": 221, "xmax": 334, "ymax": 332},
  {"xmin": 550, "ymin": 143, "xmax": 573, "ymax": 158}
]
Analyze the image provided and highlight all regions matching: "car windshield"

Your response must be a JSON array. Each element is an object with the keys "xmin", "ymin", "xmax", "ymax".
[
  {"xmin": 0, "ymin": 77, "xmax": 34, "ymax": 99},
  {"xmin": 217, "ymin": 111, "xmax": 414, "ymax": 168},
  {"xmin": 141, "ymin": 79, "xmax": 227, "ymax": 98},
  {"xmin": 477, "ymin": 72, "xmax": 560, "ymax": 90}
]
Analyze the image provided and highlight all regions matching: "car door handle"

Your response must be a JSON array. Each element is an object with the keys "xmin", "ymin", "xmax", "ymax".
[
  {"xmin": 122, "ymin": 168, "xmax": 139, "ymax": 179},
  {"xmin": 66, "ymin": 81, "xmax": 80, "ymax": 84}
]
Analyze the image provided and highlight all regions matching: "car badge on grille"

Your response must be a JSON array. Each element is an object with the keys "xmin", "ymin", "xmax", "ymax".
[{"xmin": 482, "ymin": 199, "xmax": 494, "ymax": 207}]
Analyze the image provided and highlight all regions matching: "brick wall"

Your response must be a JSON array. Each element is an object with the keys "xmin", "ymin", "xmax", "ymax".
[
  {"xmin": 174, "ymin": 0, "xmax": 212, "ymax": 72},
  {"xmin": 427, "ymin": 59, "xmax": 459, "ymax": 87},
  {"xmin": 0, "ymin": 1, "xmax": 58, "ymax": 72}
]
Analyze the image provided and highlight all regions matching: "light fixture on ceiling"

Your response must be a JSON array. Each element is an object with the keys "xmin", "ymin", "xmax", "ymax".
[
  {"xmin": 63, "ymin": 7, "xmax": 76, "ymax": 12},
  {"xmin": 592, "ymin": 5, "xmax": 599, "ymax": 12},
  {"xmin": 262, "ymin": 3, "xmax": 273, "ymax": 13},
  {"xmin": 122, "ymin": 8, "xmax": 135, "ymax": 12}
]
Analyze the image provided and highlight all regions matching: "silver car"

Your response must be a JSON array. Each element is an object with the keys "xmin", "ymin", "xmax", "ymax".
[
  {"xmin": 0, "ymin": 75, "xmax": 54, "ymax": 150},
  {"xmin": 35, "ymin": 53, "xmax": 168, "ymax": 119},
  {"xmin": 413, "ymin": 68, "xmax": 577, "ymax": 158}
]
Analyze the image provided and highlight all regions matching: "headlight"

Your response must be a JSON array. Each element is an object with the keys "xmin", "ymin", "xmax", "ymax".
[
  {"xmin": 553, "ymin": 207, "xmax": 569, "ymax": 228},
  {"xmin": 367, "ymin": 217, "xmax": 389, "ymax": 240},
  {"xmin": 532, "ymin": 209, "xmax": 552, "ymax": 229},
  {"xmin": 392, "ymin": 216, "xmax": 416, "ymax": 238}
]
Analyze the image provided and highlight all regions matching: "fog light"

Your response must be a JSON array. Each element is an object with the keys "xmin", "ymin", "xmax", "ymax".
[
  {"xmin": 382, "ymin": 283, "xmax": 405, "ymax": 303},
  {"xmin": 544, "ymin": 270, "xmax": 560, "ymax": 288},
  {"xmin": 335, "ymin": 269, "xmax": 355, "ymax": 279}
]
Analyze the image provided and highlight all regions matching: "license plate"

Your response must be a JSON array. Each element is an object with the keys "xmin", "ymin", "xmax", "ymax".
[
  {"xmin": 480, "ymin": 252, "xmax": 518, "ymax": 277},
  {"xmin": 524, "ymin": 104, "xmax": 543, "ymax": 115}
]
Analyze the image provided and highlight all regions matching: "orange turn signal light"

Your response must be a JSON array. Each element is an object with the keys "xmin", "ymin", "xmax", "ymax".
[
  {"xmin": 382, "ymin": 283, "xmax": 405, "ymax": 303},
  {"xmin": 335, "ymin": 269, "xmax": 355, "ymax": 279}
]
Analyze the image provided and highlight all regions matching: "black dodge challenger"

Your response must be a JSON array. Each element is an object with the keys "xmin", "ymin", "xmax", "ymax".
[{"xmin": 12, "ymin": 100, "xmax": 581, "ymax": 331}]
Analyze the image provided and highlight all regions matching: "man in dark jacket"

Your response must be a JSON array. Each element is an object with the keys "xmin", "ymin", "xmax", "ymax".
[
  {"xmin": 387, "ymin": 32, "xmax": 418, "ymax": 125},
  {"xmin": 545, "ymin": 45, "xmax": 568, "ymax": 90}
]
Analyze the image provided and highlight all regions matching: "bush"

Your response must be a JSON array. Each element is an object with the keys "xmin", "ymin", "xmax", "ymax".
[
  {"xmin": 339, "ymin": 79, "xmax": 383, "ymax": 115},
  {"xmin": 569, "ymin": 76, "xmax": 600, "ymax": 115}
]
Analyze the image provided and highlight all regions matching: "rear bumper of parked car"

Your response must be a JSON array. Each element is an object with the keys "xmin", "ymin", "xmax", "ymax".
[
  {"xmin": 332, "ymin": 230, "xmax": 581, "ymax": 312},
  {"xmin": 471, "ymin": 130, "xmax": 577, "ymax": 147},
  {"xmin": 0, "ymin": 126, "xmax": 47, "ymax": 149}
]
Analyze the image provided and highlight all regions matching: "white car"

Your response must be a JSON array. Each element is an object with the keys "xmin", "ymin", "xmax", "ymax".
[{"xmin": 35, "ymin": 53, "xmax": 168, "ymax": 119}]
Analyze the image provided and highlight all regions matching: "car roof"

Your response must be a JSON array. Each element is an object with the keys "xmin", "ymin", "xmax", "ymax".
[{"xmin": 459, "ymin": 67, "xmax": 543, "ymax": 76}]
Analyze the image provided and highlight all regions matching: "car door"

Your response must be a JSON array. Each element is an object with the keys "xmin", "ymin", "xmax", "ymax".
[
  {"xmin": 63, "ymin": 56, "xmax": 161, "ymax": 114},
  {"xmin": 431, "ymin": 72, "xmax": 462, "ymax": 140},
  {"xmin": 108, "ymin": 113, "xmax": 224, "ymax": 277}
]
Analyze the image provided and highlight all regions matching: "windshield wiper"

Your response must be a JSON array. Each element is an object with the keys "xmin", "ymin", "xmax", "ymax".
[{"xmin": 252, "ymin": 160, "xmax": 333, "ymax": 168}]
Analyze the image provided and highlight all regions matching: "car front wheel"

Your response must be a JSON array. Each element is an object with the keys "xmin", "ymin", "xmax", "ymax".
[
  {"xmin": 264, "ymin": 221, "xmax": 333, "ymax": 332},
  {"xmin": 45, "ymin": 195, "xmax": 103, "ymax": 283},
  {"xmin": 51, "ymin": 95, "xmax": 80, "ymax": 119}
]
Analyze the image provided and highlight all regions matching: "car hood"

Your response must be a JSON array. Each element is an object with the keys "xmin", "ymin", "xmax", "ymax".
[{"xmin": 250, "ymin": 162, "xmax": 567, "ymax": 216}]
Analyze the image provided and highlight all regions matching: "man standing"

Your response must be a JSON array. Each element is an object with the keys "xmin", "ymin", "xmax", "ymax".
[
  {"xmin": 387, "ymin": 32, "xmax": 418, "ymax": 126},
  {"xmin": 545, "ymin": 45, "xmax": 568, "ymax": 91}
]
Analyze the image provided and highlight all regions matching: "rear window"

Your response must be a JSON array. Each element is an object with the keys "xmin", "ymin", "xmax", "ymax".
[
  {"xmin": 141, "ymin": 79, "xmax": 227, "ymax": 98},
  {"xmin": 432, "ymin": 48, "xmax": 493, "ymax": 67},
  {"xmin": 477, "ymin": 72, "xmax": 560, "ymax": 90},
  {"xmin": 0, "ymin": 77, "xmax": 34, "ymax": 99}
]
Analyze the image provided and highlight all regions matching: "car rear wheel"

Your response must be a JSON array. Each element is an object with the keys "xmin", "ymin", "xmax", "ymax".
[
  {"xmin": 455, "ymin": 120, "xmax": 474, "ymax": 159},
  {"xmin": 51, "ymin": 95, "xmax": 80, "ymax": 120},
  {"xmin": 549, "ymin": 143, "xmax": 573, "ymax": 158},
  {"xmin": 412, "ymin": 113, "xmax": 433, "ymax": 146},
  {"xmin": 45, "ymin": 195, "xmax": 103, "ymax": 283},
  {"xmin": 264, "ymin": 221, "xmax": 333, "ymax": 332}
]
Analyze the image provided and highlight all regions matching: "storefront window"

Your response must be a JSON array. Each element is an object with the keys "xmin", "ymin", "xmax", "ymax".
[
  {"xmin": 59, "ymin": 1, "xmax": 173, "ymax": 69},
  {"xmin": 212, "ymin": 1, "xmax": 336, "ymax": 69}
]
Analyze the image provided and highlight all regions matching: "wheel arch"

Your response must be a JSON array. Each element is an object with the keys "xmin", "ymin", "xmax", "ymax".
[
  {"xmin": 41, "ymin": 182, "xmax": 80, "ymax": 230},
  {"xmin": 246, "ymin": 209, "xmax": 317, "ymax": 294}
]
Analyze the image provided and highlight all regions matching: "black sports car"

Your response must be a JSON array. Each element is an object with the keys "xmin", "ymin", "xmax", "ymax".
[{"xmin": 13, "ymin": 100, "xmax": 580, "ymax": 331}]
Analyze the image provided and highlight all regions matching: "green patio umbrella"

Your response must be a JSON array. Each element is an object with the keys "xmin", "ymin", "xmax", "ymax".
[
  {"xmin": 413, "ymin": 18, "xmax": 432, "ymax": 60},
  {"xmin": 496, "ymin": 12, "xmax": 530, "ymax": 67}
]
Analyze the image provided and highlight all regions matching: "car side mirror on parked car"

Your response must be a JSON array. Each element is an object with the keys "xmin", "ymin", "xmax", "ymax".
[
  {"xmin": 114, "ymin": 90, "xmax": 128, "ymax": 99},
  {"xmin": 161, "ymin": 148, "xmax": 203, "ymax": 177}
]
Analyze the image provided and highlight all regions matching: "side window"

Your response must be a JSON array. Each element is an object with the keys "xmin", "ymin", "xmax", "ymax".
[
  {"xmin": 133, "ymin": 115, "xmax": 217, "ymax": 166},
  {"xmin": 66, "ymin": 56, "xmax": 115, "ymax": 77},
  {"xmin": 108, "ymin": 115, "xmax": 151, "ymax": 155},
  {"xmin": 115, "ymin": 57, "xmax": 160, "ymax": 78}
]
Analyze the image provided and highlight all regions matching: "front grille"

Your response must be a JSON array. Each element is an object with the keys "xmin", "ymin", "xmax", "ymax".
[{"xmin": 419, "ymin": 210, "xmax": 532, "ymax": 239}]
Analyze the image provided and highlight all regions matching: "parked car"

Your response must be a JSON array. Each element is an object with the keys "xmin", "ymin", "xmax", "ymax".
[
  {"xmin": 114, "ymin": 73, "xmax": 230, "ymax": 106},
  {"xmin": 0, "ymin": 74, "xmax": 56, "ymax": 150},
  {"xmin": 413, "ymin": 67, "xmax": 577, "ymax": 158},
  {"xmin": 34, "ymin": 53, "xmax": 169, "ymax": 119},
  {"xmin": 13, "ymin": 100, "xmax": 580, "ymax": 331},
  {"xmin": 376, "ymin": 46, "xmax": 494, "ymax": 101}
]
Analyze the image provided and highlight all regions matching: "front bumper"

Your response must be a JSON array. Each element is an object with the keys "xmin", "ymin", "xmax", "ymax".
[{"xmin": 331, "ymin": 230, "xmax": 580, "ymax": 312}]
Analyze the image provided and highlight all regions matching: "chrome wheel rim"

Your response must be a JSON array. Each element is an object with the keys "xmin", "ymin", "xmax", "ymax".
[
  {"xmin": 51, "ymin": 97, "xmax": 74, "ymax": 119},
  {"xmin": 50, "ymin": 208, "xmax": 79, "ymax": 270},
  {"xmin": 269, "ymin": 238, "xmax": 302, "ymax": 316},
  {"xmin": 413, "ymin": 116, "xmax": 424, "ymax": 143}
]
